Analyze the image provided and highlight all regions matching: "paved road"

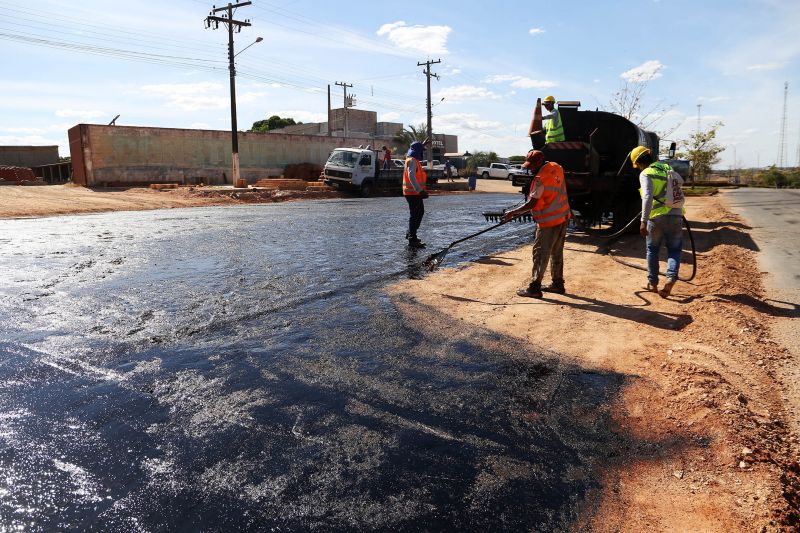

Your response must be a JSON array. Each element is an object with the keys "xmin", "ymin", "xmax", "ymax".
[
  {"xmin": 721, "ymin": 188, "xmax": 800, "ymax": 294},
  {"xmin": 0, "ymin": 195, "xmax": 621, "ymax": 531},
  {"xmin": 721, "ymin": 187, "xmax": 800, "ymax": 436}
]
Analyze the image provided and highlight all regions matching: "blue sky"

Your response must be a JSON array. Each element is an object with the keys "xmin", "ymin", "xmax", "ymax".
[{"xmin": 1, "ymin": 0, "xmax": 798, "ymax": 168}]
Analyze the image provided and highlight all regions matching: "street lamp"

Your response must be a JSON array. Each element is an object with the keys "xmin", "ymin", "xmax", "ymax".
[{"xmin": 235, "ymin": 36, "xmax": 263, "ymax": 58}]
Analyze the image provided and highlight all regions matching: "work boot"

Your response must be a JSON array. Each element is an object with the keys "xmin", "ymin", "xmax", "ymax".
[
  {"xmin": 646, "ymin": 281, "xmax": 659, "ymax": 292},
  {"xmin": 516, "ymin": 282, "xmax": 543, "ymax": 298},
  {"xmin": 408, "ymin": 237, "xmax": 426, "ymax": 249},
  {"xmin": 542, "ymin": 281, "xmax": 566, "ymax": 294},
  {"xmin": 659, "ymin": 278, "xmax": 676, "ymax": 298}
]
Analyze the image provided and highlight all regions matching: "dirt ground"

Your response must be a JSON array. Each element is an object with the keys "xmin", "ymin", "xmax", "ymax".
[
  {"xmin": 388, "ymin": 193, "xmax": 800, "ymax": 531},
  {"xmin": 0, "ymin": 178, "xmax": 507, "ymax": 219},
  {"xmin": 3, "ymin": 180, "xmax": 797, "ymax": 530}
]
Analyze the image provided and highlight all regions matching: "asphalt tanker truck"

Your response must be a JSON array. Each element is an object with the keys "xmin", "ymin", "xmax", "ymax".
[
  {"xmin": 511, "ymin": 99, "xmax": 681, "ymax": 231},
  {"xmin": 323, "ymin": 146, "xmax": 442, "ymax": 197}
]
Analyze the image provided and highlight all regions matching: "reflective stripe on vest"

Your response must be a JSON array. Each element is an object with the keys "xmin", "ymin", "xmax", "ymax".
[
  {"xmin": 639, "ymin": 162, "xmax": 672, "ymax": 219},
  {"xmin": 545, "ymin": 108, "xmax": 565, "ymax": 143},
  {"xmin": 403, "ymin": 157, "xmax": 427, "ymax": 196},
  {"xmin": 530, "ymin": 162, "xmax": 571, "ymax": 228}
]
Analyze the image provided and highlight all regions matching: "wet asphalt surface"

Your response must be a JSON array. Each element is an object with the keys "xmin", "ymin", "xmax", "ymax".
[{"xmin": 0, "ymin": 194, "xmax": 625, "ymax": 531}]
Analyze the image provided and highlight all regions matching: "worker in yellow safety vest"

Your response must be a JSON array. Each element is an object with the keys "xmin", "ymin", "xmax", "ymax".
[
  {"xmin": 503, "ymin": 149, "xmax": 572, "ymax": 298},
  {"xmin": 542, "ymin": 95, "xmax": 565, "ymax": 143},
  {"xmin": 631, "ymin": 146, "xmax": 686, "ymax": 298},
  {"xmin": 402, "ymin": 139, "xmax": 430, "ymax": 248}
]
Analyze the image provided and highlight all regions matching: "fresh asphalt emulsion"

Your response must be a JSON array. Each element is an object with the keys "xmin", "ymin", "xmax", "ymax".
[{"xmin": 0, "ymin": 195, "xmax": 626, "ymax": 530}]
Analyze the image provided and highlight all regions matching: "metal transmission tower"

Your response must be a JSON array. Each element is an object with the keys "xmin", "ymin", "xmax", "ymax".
[
  {"xmin": 335, "ymin": 81, "xmax": 354, "ymax": 138},
  {"xmin": 205, "ymin": 2, "xmax": 254, "ymax": 186},
  {"xmin": 778, "ymin": 81, "xmax": 788, "ymax": 168},
  {"xmin": 418, "ymin": 58, "xmax": 441, "ymax": 167}
]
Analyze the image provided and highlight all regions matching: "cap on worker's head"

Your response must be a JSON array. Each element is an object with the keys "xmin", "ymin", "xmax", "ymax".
[
  {"xmin": 522, "ymin": 149, "xmax": 545, "ymax": 169},
  {"xmin": 408, "ymin": 141, "xmax": 424, "ymax": 159},
  {"xmin": 630, "ymin": 146, "xmax": 651, "ymax": 167},
  {"xmin": 543, "ymin": 95, "xmax": 556, "ymax": 104}
]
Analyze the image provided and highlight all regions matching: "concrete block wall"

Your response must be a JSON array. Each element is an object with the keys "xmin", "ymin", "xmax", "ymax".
[
  {"xmin": 0, "ymin": 146, "xmax": 60, "ymax": 167},
  {"xmin": 68, "ymin": 124, "xmax": 383, "ymax": 186}
]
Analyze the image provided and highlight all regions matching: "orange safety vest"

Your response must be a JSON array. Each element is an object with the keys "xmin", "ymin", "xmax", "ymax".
[
  {"xmin": 529, "ymin": 162, "xmax": 571, "ymax": 228},
  {"xmin": 403, "ymin": 157, "xmax": 427, "ymax": 196}
]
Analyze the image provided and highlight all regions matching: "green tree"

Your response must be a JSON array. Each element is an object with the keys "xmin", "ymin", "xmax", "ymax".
[
  {"xmin": 760, "ymin": 166, "xmax": 789, "ymax": 188},
  {"xmin": 677, "ymin": 122, "xmax": 725, "ymax": 180},
  {"xmin": 250, "ymin": 115, "xmax": 300, "ymax": 132},
  {"xmin": 465, "ymin": 150, "xmax": 499, "ymax": 173},
  {"xmin": 393, "ymin": 123, "xmax": 428, "ymax": 154}
]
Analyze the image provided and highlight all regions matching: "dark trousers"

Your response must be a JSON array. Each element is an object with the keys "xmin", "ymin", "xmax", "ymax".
[{"xmin": 405, "ymin": 195, "xmax": 425, "ymax": 239}]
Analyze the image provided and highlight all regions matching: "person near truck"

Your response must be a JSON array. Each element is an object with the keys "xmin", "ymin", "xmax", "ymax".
[
  {"xmin": 502, "ymin": 149, "xmax": 571, "ymax": 298},
  {"xmin": 630, "ymin": 146, "xmax": 686, "ymax": 298},
  {"xmin": 444, "ymin": 159, "xmax": 454, "ymax": 182},
  {"xmin": 403, "ymin": 139, "xmax": 430, "ymax": 248},
  {"xmin": 382, "ymin": 145, "xmax": 392, "ymax": 170},
  {"xmin": 542, "ymin": 95, "xmax": 565, "ymax": 143}
]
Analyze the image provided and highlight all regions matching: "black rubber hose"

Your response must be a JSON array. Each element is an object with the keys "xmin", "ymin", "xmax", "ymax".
[{"xmin": 593, "ymin": 212, "xmax": 697, "ymax": 283}]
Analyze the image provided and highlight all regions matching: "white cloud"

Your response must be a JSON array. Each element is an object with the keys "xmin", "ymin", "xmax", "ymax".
[
  {"xmin": 376, "ymin": 21, "xmax": 452, "ymax": 55},
  {"xmin": 483, "ymin": 75, "xmax": 556, "ymax": 90},
  {"xmin": 529, "ymin": 28, "xmax": 545, "ymax": 36},
  {"xmin": 484, "ymin": 75, "xmax": 519, "ymax": 84},
  {"xmin": 745, "ymin": 63, "xmax": 785, "ymax": 71},
  {"xmin": 434, "ymin": 85, "xmax": 501, "ymax": 103},
  {"xmin": 620, "ymin": 60, "xmax": 664, "ymax": 82},
  {"xmin": 380, "ymin": 112, "xmax": 401, "ymax": 122},
  {"xmin": 510, "ymin": 78, "xmax": 556, "ymax": 90}
]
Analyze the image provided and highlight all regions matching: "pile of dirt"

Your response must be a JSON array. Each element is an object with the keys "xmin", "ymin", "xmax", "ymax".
[
  {"xmin": 387, "ymin": 195, "xmax": 799, "ymax": 531},
  {"xmin": 284, "ymin": 163, "xmax": 324, "ymax": 181}
]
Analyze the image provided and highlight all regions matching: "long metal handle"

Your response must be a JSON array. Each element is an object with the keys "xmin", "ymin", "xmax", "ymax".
[{"xmin": 446, "ymin": 220, "xmax": 508, "ymax": 248}]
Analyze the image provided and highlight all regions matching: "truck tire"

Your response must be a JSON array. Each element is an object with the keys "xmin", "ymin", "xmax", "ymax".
[
  {"xmin": 482, "ymin": 172, "xmax": 489, "ymax": 179},
  {"xmin": 360, "ymin": 180, "xmax": 372, "ymax": 198}
]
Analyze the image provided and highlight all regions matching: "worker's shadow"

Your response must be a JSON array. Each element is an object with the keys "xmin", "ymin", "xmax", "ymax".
[
  {"xmin": 710, "ymin": 293, "xmax": 799, "ymax": 318},
  {"xmin": 441, "ymin": 292, "xmax": 693, "ymax": 331}
]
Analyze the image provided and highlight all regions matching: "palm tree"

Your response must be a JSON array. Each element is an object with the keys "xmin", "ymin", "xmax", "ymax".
[{"xmin": 393, "ymin": 123, "xmax": 428, "ymax": 154}]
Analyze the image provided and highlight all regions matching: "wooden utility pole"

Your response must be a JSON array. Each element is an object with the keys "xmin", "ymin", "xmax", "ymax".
[
  {"xmin": 418, "ymin": 59, "xmax": 441, "ymax": 167},
  {"xmin": 205, "ymin": 2, "xmax": 252, "ymax": 186},
  {"xmin": 335, "ymin": 81, "xmax": 353, "ymax": 138}
]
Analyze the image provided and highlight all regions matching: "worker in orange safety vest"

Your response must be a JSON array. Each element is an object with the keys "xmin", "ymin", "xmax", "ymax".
[
  {"xmin": 503, "ymin": 149, "xmax": 572, "ymax": 298},
  {"xmin": 402, "ymin": 138, "xmax": 431, "ymax": 248}
]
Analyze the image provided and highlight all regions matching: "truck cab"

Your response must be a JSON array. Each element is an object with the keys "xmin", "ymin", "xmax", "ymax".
[{"xmin": 323, "ymin": 147, "xmax": 441, "ymax": 197}]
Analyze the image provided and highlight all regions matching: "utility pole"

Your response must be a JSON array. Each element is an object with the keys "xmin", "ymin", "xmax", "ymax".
[
  {"xmin": 696, "ymin": 103, "xmax": 702, "ymax": 135},
  {"xmin": 205, "ymin": 2, "xmax": 252, "ymax": 186},
  {"xmin": 418, "ymin": 58, "xmax": 441, "ymax": 167},
  {"xmin": 778, "ymin": 81, "xmax": 788, "ymax": 168},
  {"xmin": 327, "ymin": 84, "xmax": 332, "ymax": 137},
  {"xmin": 335, "ymin": 81, "xmax": 353, "ymax": 138}
]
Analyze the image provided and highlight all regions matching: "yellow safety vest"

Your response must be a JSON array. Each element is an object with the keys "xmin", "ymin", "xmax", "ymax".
[{"xmin": 545, "ymin": 108, "xmax": 565, "ymax": 143}]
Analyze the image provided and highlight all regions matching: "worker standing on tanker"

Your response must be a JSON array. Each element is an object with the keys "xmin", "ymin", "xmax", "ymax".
[
  {"xmin": 631, "ymin": 146, "xmax": 686, "ymax": 298},
  {"xmin": 403, "ymin": 139, "xmax": 430, "ymax": 248},
  {"xmin": 542, "ymin": 95, "xmax": 565, "ymax": 143},
  {"xmin": 503, "ymin": 150, "xmax": 571, "ymax": 298}
]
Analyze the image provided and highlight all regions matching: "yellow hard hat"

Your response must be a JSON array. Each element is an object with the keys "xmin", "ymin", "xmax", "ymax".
[
  {"xmin": 543, "ymin": 95, "xmax": 556, "ymax": 104},
  {"xmin": 630, "ymin": 146, "xmax": 651, "ymax": 166}
]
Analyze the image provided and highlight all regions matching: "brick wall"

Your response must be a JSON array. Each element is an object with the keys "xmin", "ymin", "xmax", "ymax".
[
  {"xmin": 0, "ymin": 146, "xmax": 59, "ymax": 167},
  {"xmin": 68, "ymin": 124, "xmax": 383, "ymax": 186}
]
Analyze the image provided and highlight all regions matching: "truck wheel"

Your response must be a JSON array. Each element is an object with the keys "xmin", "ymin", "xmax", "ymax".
[
  {"xmin": 482, "ymin": 172, "xmax": 489, "ymax": 179},
  {"xmin": 360, "ymin": 181, "xmax": 372, "ymax": 198}
]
